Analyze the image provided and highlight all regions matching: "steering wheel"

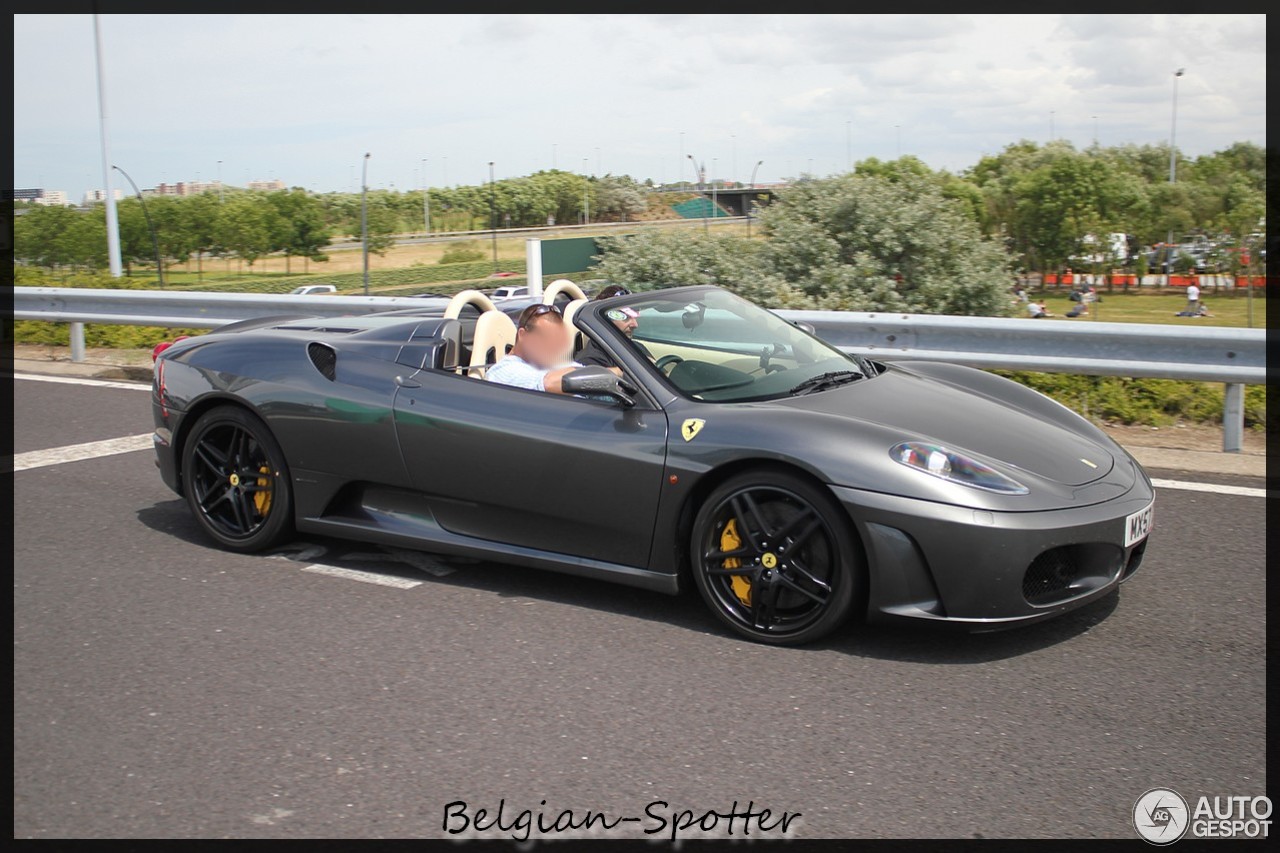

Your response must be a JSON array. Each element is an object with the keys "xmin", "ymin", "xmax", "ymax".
[{"xmin": 655, "ymin": 354, "xmax": 684, "ymax": 375}]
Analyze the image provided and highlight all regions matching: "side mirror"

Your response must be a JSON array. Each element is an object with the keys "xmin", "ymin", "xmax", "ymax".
[{"xmin": 560, "ymin": 366, "xmax": 637, "ymax": 408}]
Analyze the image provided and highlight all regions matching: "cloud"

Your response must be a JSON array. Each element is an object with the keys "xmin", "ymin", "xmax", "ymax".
[{"xmin": 12, "ymin": 13, "xmax": 1265, "ymax": 199}]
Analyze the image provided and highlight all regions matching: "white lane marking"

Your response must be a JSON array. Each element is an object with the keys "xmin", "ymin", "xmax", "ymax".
[
  {"xmin": 300, "ymin": 564, "xmax": 423, "ymax": 589},
  {"xmin": 13, "ymin": 433, "xmax": 154, "ymax": 472},
  {"xmin": 13, "ymin": 372, "xmax": 151, "ymax": 391},
  {"xmin": 1151, "ymin": 478, "xmax": 1266, "ymax": 498}
]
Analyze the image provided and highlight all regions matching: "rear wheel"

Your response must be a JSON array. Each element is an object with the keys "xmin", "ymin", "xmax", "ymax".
[
  {"xmin": 690, "ymin": 470, "xmax": 861, "ymax": 645},
  {"xmin": 181, "ymin": 405, "xmax": 293, "ymax": 553}
]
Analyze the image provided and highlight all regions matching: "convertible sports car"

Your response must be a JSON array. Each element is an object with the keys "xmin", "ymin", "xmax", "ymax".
[{"xmin": 151, "ymin": 281, "xmax": 1154, "ymax": 645}]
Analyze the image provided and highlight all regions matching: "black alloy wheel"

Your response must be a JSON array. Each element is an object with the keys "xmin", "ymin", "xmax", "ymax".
[
  {"xmin": 690, "ymin": 470, "xmax": 861, "ymax": 645},
  {"xmin": 182, "ymin": 405, "xmax": 293, "ymax": 552}
]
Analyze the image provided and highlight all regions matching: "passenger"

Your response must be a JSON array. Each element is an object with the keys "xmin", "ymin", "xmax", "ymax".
[
  {"xmin": 486, "ymin": 303, "xmax": 636, "ymax": 402},
  {"xmin": 576, "ymin": 285, "xmax": 655, "ymax": 368}
]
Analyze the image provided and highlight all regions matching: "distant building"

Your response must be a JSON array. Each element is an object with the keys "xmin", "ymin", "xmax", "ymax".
[
  {"xmin": 82, "ymin": 188, "xmax": 124, "ymax": 204},
  {"xmin": 247, "ymin": 179, "xmax": 285, "ymax": 191},
  {"xmin": 10, "ymin": 188, "xmax": 72, "ymax": 206}
]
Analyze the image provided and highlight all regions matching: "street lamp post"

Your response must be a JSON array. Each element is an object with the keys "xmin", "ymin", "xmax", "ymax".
[
  {"xmin": 747, "ymin": 159, "xmax": 764, "ymax": 236},
  {"xmin": 679, "ymin": 131, "xmax": 684, "ymax": 188},
  {"xmin": 421, "ymin": 157, "xmax": 431, "ymax": 235},
  {"xmin": 217, "ymin": 159, "xmax": 224, "ymax": 202},
  {"xmin": 687, "ymin": 153, "xmax": 707, "ymax": 233},
  {"xmin": 488, "ymin": 161, "xmax": 498, "ymax": 272},
  {"xmin": 1166, "ymin": 68, "xmax": 1185, "ymax": 289},
  {"xmin": 711, "ymin": 157, "xmax": 718, "ymax": 224},
  {"xmin": 361, "ymin": 152, "xmax": 370, "ymax": 294},
  {"xmin": 582, "ymin": 159, "xmax": 590, "ymax": 225},
  {"xmin": 112, "ymin": 164, "xmax": 164, "ymax": 287}
]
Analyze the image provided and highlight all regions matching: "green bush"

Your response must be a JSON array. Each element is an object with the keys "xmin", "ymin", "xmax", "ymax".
[
  {"xmin": 438, "ymin": 241, "xmax": 487, "ymax": 264},
  {"xmin": 996, "ymin": 371, "xmax": 1267, "ymax": 430}
]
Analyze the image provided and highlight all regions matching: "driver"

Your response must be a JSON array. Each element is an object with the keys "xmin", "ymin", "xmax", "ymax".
[
  {"xmin": 486, "ymin": 303, "xmax": 636, "ymax": 403},
  {"xmin": 576, "ymin": 285, "xmax": 654, "ymax": 368}
]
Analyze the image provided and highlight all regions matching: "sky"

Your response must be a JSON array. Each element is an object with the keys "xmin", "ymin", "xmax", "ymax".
[{"xmin": 12, "ymin": 13, "xmax": 1267, "ymax": 202}]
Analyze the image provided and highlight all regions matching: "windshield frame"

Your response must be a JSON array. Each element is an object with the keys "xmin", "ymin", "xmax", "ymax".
[{"xmin": 579, "ymin": 285, "xmax": 871, "ymax": 405}]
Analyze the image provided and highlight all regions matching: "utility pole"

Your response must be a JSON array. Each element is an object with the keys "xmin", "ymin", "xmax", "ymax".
[
  {"xmin": 421, "ymin": 157, "xmax": 430, "ymax": 235},
  {"xmin": 488, "ymin": 161, "xmax": 498, "ymax": 272},
  {"xmin": 687, "ymin": 154, "xmax": 707, "ymax": 233},
  {"xmin": 112, "ymin": 165, "xmax": 164, "ymax": 287},
  {"xmin": 582, "ymin": 159, "xmax": 590, "ymax": 225},
  {"xmin": 361, "ymin": 152, "xmax": 370, "ymax": 294},
  {"xmin": 1166, "ymin": 68, "xmax": 1185, "ymax": 289},
  {"xmin": 93, "ymin": 14, "xmax": 122, "ymax": 277}
]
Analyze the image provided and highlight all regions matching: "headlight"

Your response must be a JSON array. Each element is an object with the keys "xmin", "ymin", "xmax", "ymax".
[{"xmin": 890, "ymin": 441, "xmax": 1029, "ymax": 495}]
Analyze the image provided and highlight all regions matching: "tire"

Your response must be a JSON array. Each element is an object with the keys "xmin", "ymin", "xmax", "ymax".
[
  {"xmin": 181, "ymin": 405, "xmax": 293, "ymax": 553},
  {"xmin": 690, "ymin": 470, "xmax": 861, "ymax": 645}
]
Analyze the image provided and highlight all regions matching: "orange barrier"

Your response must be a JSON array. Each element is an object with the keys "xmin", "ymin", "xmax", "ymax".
[{"xmin": 1040, "ymin": 274, "xmax": 1272, "ymax": 289}]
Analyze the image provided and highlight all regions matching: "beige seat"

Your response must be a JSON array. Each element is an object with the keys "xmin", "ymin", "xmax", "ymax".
[
  {"xmin": 443, "ymin": 289, "xmax": 514, "ymax": 379},
  {"xmin": 466, "ymin": 310, "xmax": 516, "ymax": 378},
  {"xmin": 542, "ymin": 280, "xmax": 590, "ymax": 356},
  {"xmin": 562, "ymin": 298, "xmax": 589, "ymax": 355},
  {"xmin": 542, "ymin": 279, "xmax": 588, "ymax": 304}
]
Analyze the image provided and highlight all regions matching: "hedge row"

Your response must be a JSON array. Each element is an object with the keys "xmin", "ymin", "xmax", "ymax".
[
  {"xmin": 181, "ymin": 259, "xmax": 529, "ymax": 294},
  {"xmin": 994, "ymin": 371, "xmax": 1267, "ymax": 430}
]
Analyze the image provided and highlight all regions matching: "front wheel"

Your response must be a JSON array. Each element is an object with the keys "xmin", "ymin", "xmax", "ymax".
[
  {"xmin": 181, "ymin": 405, "xmax": 293, "ymax": 553},
  {"xmin": 690, "ymin": 470, "xmax": 861, "ymax": 645}
]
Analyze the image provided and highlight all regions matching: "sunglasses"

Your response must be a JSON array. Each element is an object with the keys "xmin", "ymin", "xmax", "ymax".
[{"xmin": 517, "ymin": 302, "xmax": 562, "ymax": 330}]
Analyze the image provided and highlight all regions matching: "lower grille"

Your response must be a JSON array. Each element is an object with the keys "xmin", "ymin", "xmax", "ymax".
[
  {"xmin": 1023, "ymin": 543, "xmax": 1124, "ymax": 606},
  {"xmin": 1122, "ymin": 538, "xmax": 1147, "ymax": 579}
]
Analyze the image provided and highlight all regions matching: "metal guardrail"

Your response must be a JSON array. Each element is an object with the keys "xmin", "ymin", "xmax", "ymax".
[{"xmin": 12, "ymin": 286, "xmax": 1264, "ymax": 452}]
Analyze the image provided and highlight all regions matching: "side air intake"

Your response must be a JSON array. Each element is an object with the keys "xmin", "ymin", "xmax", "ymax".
[{"xmin": 307, "ymin": 342, "xmax": 337, "ymax": 381}]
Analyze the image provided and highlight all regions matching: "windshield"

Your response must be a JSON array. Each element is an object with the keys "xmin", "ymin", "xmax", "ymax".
[{"xmin": 609, "ymin": 288, "xmax": 871, "ymax": 403}]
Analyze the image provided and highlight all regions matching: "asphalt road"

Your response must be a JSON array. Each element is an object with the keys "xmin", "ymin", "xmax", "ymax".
[{"xmin": 12, "ymin": 376, "xmax": 1267, "ymax": 840}]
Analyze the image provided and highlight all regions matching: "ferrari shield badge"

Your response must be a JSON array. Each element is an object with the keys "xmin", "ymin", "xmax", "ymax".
[{"xmin": 681, "ymin": 418, "xmax": 706, "ymax": 442}]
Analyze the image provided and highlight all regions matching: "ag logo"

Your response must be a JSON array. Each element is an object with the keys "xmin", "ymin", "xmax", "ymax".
[
  {"xmin": 1134, "ymin": 788, "xmax": 1189, "ymax": 845},
  {"xmin": 681, "ymin": 418, "xmax": 706, "ymax": 442}
]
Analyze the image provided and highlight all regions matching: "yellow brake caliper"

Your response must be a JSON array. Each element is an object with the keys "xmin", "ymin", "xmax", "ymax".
[
  {"xmin": 721, "ymin": 518, "xmax": 752, "ymax": 606},
  {"xmin": 254, "ymin": 466, "xmax": 272, "ymax": 516}
]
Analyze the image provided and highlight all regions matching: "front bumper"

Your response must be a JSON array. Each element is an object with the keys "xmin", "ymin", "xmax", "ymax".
[{"xmin": 833, "ymin": 471, "xmax": 1154, "ymax": 630}]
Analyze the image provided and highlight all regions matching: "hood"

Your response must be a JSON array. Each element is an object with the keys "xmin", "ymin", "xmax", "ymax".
[{"xmin": 773, "ymin": 366, "xmax": 1115, "ymax": 487}]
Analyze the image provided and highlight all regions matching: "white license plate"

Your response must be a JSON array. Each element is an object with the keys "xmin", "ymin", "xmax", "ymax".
[{"xmin": 1124, "ymin": 501, "xmax": 1154, "ymax": 547}]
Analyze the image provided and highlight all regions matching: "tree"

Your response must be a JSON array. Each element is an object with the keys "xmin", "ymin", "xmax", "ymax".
[
  {"xmin": 266, "ymin": 189, "xmax": 330, "ymax": 273},
  {"xmin": 352, "ymin": 195, "xmax": 398, "ymax": 257},
  {"xmin": 592, "ymin": 175, "xmax": 647, "ymax": 222},
  {"xmin": 13, "ymin": 205, "xmax": 107, "ymax": 273},
  {"xmin": 595, "ymin": 172, "xmax": 1014, "ymax": 316},
  {"xmin": 181, "ymin": 192, "xmax": 222, "ymax": 281},
  {"xmin": 756, "ymin": 172, "xmax": 1014, "ymax": 315},
  {"xmin": 213, "ymin": 193, "xmax": 281, "ymax": 269}
]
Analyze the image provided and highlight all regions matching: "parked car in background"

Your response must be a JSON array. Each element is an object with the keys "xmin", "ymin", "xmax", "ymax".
[
  {"xmin": 489, "ymin": 285, "xmax": 529, "ymax": 301},
  {"xmin": 288, "ymin": 284, "xmax": 337, "ymax": 296}
]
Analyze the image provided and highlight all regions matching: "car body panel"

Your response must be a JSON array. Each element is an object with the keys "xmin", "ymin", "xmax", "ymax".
[{"xmin": 153, "ymin": 285, "xmax": 1155, "ymax": 632}]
